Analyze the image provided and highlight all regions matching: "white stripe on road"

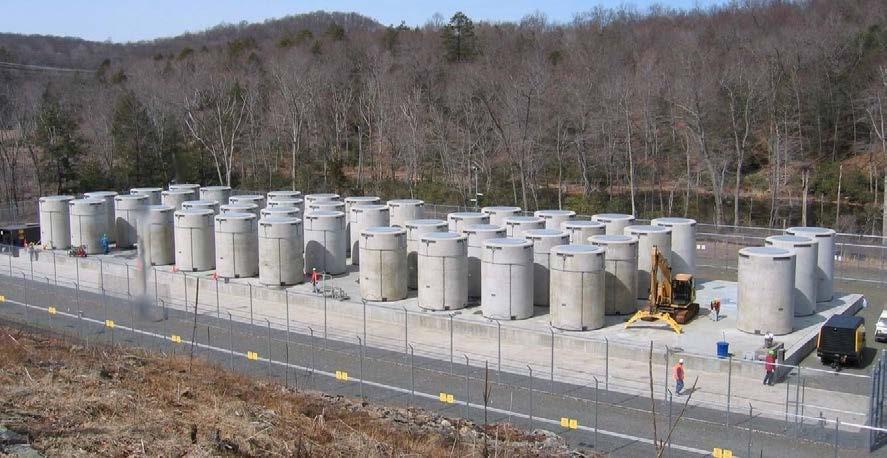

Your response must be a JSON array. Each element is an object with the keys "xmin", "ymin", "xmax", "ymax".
[{"xmin": 2, "ymin": 297, "xmax": 714, "ymax": 455}]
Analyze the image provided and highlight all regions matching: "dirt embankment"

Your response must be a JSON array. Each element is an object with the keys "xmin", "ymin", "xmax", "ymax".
[{"xmin": 0, "ymin": 326, "xmax": 587, "ymax": 457}]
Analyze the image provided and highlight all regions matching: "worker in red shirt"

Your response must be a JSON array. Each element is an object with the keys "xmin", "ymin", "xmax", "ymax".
[
  {"xmin": 763, "ymin": 350, "xmax": 777, "ymax": 386},
  {"xmin": 310, "ymin": 268, "xmax": 321, "ymax": 293},
  {"xmin": 673, "ymin": 359, "xmax": 685, "ymax": 395}
]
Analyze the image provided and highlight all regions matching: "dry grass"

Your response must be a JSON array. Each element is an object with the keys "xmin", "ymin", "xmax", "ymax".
[{"xmin": 0, "ymin": 326, "xmax": 581, "ymax": 457}]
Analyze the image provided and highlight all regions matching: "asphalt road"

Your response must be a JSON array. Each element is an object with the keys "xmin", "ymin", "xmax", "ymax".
[{"xmin": 0, "ymin": 273, "xmax": 873, "ymax": 457}]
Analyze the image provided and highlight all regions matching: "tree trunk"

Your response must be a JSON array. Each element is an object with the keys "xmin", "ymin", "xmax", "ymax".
[
  {"xmin": 801, "ymin": 169, "xmax": 809, "ymax": 226},
  {"xmin": 835, "ymin": 164, "xmax": 843, "ymax": 227}
]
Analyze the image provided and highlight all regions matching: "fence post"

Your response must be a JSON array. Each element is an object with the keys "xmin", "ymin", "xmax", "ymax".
[
  {"xmin": 604, "ymin": 337, "xmax": 609, "ymax": 392},
  {"xmin": 409, "ymin": 344, "xmax": 415, "ymax": 404},
  {"xmin": 228, "ymin": 312, "xmax": 234, "ymax": 371},
  {"xmin": 403, "ymin": 306, "xmax": 408, "ymax": 355},
  {"xmin": 125, "ymin": 264, "xmax": 131, "ymax": 298},
  {"xmin": 52, "ymin": 251, "xmax": 57, "ymax": 286},
  {"xmin": 308, "ymin": 327, "xmax": 315, "ymax": 377},
  {"xmin": 22, "ymin": 273, "xmax": 30, "ymax": 325},
  {"xmin": 834, "ymin": 417, "xmax": 840, "ymax": 458},
  {"xmin": 549, "ymin": 326, "xmax": 555, "ymax": 387},
  {"xmin": 362, "ymin": 299, "xmax": 367, "ymax": 345},
  {"xmin": 285, "ymin": 291, "xmax": 290, "ymax": 387},
  {"xmin": 323, "ymin": 275, "xmax": 328, "ymax": 345},
  {"xmin": 129, "ymin": 296, "xmax": 138, "ymax": 346},
  {"xmin": 249, "ymin": 284, "xmax": 254, "ymax": 326},
  {"xmin": 77, "ymin": 310, "xmax": 83, "ymax": 342},
  {"xmin": 357, "ymin": 335, "xmax": 364, "ymax": 400},
  {"xmin": 449, "ymin": 314, "xmax": 454, "ymax": 373},
  {"xmin": 464, "ymin": 354, "xmax": 470, "ymax": 418},
  {"xmin": 215, "ymin": 277, "xmax": 220, "ymax": 319},
  {"xmin": 748, "ymin": 403, "xmax": 753, "ymax": 458},
  {"xmin": 75, "ymin": 256, "xmax": 80, "ymax": 287},
  {"xmin": 266, "ymin": 319, "xmax": 272, "ymax": 377},
  {"xmin": 494, "ymin": 319, "xmax": 502, "ymax": 381},
  {"xmin": 528, "ymin": 365, "xmax": 534, "ymax": 428},
  {"xmin": 726, "ymin": 355, "xmax": 733, "ymax": 427},
  {"xmin": 594, "ymin": 376, "xmax": 599, "ymax": 449},
  {"xmin": 154, "ymin": 270, "xmax": 159, "ymax": 306},
  {"xmin": 663, "ymin": 345, "xmax": 670, "ymax": 399}
]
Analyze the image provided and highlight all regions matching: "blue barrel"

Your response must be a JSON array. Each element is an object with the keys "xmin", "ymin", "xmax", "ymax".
[{"xmin": 716, "ymin": 341, "xmax": 729, "ymax": 358}]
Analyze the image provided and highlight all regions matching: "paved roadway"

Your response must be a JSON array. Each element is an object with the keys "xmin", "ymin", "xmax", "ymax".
[{"xmin": 0, "ymin": 274, "xmax": 873, "ymax": 457}]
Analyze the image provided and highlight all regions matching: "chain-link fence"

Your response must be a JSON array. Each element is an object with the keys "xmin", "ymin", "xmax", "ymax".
[{"xmin": 0, "ymin": 243, "xmax": 883, "ymax": 455}]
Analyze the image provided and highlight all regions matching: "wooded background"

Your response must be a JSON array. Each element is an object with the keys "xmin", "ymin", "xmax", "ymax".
[{"xmin": 1, "ymin": 2, "xmax": 886, "ymax": 233}]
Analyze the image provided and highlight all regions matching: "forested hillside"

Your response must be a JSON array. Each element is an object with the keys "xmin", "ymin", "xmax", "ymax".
[{"xmin": 1, "ymin": 2, "xmax": 886, "ymax": 233}]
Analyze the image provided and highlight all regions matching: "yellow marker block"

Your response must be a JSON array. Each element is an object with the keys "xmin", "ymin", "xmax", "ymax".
[
  {"xmin": 446, "ymin": 394, "xmax": 454, "ymax": 404},
  {"xmin": 713, "ymin": 448, "xmax": 731, "ymax": 458},
  {"xmin": 47, "ymin": 306, "xmax": 57, "ymax": 315},
  {"xmin": 105, "ymin": 319, "xmax": 115, "ymax": 328},
  {"xmin": 560, "ymin": 417, "xmax": 569, "ymax": 427},
  {"xmin": 170, "ymin": 335, "xmax": 182, "ymax": 344},
  {"xmin": 246, "ymin": 351, "xmax": 259, "ymax": 361},
  {"xmin": 569, "ymin": 419, "xmax": 578, "ymax": 429},
  {"xmin": 723, "ymin": 451, "xmax": 732, "ymax": 458},
  {"xmin": 439, "ymin": 392, "xmax": 447, "ymax": 402},
  {"xmin": 0, "ymin": 295, "xmax": 6, "ymax": 302},
  {"xmin": 335, "ymin": 371, "xmax": 349, "ymax": 381}
]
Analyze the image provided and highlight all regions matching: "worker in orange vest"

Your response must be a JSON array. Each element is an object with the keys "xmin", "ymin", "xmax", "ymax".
[
  {"xmin": 310, "ymin": 268, "xmax": 320, "ymax": 293},
  {"xmin": 673, "ymin": 359, "xmax": 685, "ymax": 395}
]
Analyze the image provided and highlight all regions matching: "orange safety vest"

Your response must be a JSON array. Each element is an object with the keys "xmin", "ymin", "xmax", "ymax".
[
  {"xmin": 311, "ymin": 271, "xmax": 320, "ymax": 283},
  {"xmin": 673, "ymin": 363, "xmax": 684, "ymax": 381}
]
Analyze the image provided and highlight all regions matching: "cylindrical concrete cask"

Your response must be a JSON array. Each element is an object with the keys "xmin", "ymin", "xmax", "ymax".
[
  {"xmin": 303, "ymin": 210, "xmax": 346, "ymax": 275},
  {"xmin": 534, "ymin": 210, "xmax": 575, "ymax": 230},
  {"xmin": 349, "ymin": 204, "xmax": 389, "ymax": 265},
  {"xmin": 39, "ymin": 195, "xmax": 74, "ymax": 249},
  {"xmin": 405, "ymin": 219, "xmax": 448, "ymax": 289},
  {"xmin": 461, "ymin": 224, "xmax": 506, "ymax": 298},
  {"xmin": 448, "ymin": 212, "xmax": 489, "ymax": 233},
  {"xmin": 652, "ymin": 217, "xmax": 697, "ymax": 276},
  {"xmin": 525, "ymin": 229, "xmax": 570, "ymax": 306},
  {"xmin": 625, "ymin": 225, "xmax": 672, "ymax": 300},
  {"xmin": 260, "ymin": 207, "xmax": 301, "ymax": 219},
  {"xmin": 258, "ymin": 216, "xmax": 304, "ymax": 286},
  {"xmin": 481, "ymin": 238, "xmax": 534, "ymax": 320},
  {"xmin": 144, "ymin": 205, "xmax": 175, "ymax": 266},
  {"xmin": 550, "ymin": 245, "xmax": 606, "ymax": 331},
  {"xmin": 785, "ymin": 227, "xmax": 836, "ymax": 302},
  {"xmin": 169, "ymin": 183, "xmax": 200, "ymax": 193},
  {"xmin": 766, "ymin": 235, "xmax": 818, "ymax": 316},
  {"xmin": 161, "ymin": 189, "xmax": 195, "ymax": 211},
  {"xmin": 481, "ymin": 206, "xmax": 521, "ymax": 227},
  {"xmin": 267, "ymin": 190, "xmax": 302, "ymax": 201},
  {"xmin": 220, "ymin": 203, "xmax": 260, "ymax": 219},
  {"xmin": 174, "ymin": 209, "xmax": 215, "ymax": 272},
  {"xmin": 305, "ymin": 193, "xmax": 340, "ymax": 205},
  {"xmin": 592, "ymin": 213, "xmax": 635, "ymax": 236},
  {"xmin": 561, "ymin": 220, "xmax": 605, "ymax": 245},
  {"xmin": 418, "ymin": 232, "xmax": 468, "ymax": 311},
  {"xmin": 182, "ymin": 200, "xmax": 220, "ymax": 214},
  {"xmin": 84, "ymin": 191, "xmax": 118, "ymax": 242},
  {"xmin": 504, "ymin": 216, "xmax": 545, "ymax": 238},
  {"xmin": 131, "ymin": 187, "xmax": 162, "ymax": 205},
  {"xmin": 359, "ymin": 227, "xmax": 408, "ymax": 302},
  {"xmin": 590, "ymin": 234, "xmax": 638, "ymax": 315},
  {"xmin": 309, "ymin": 201, "xmax": 345, "ymax": 213},
  {"xmin": 214, "ymin": 212, "xmax": 258, "ymax": 278},
  {"xmin": 388, "ymin": 199, "xmax": 425, "ymax": 228},
  {"xmin": 114, "ymin": 194, "xmax": 147, "ymax": 249},
  {"xmin": 344, "ymin": 196, "xmax": 381, "ymax": 225},
  {"xmin": 267, "ymin": 197, "xmax": 304, "ymax": 213},
  {"xmin": 69, "ymin": 198, "xmax": 107, "ymax": 254},
  {"xmin": 738, "ymin": 247, "xmax": 796, "ymax": 335},
  {"xmin": 199, "ymin": 186, "xmax": 231, "ymax": 205},
  {"xmin": 229, "ymin": 194, "xmax": 266, "ymax": 209}
]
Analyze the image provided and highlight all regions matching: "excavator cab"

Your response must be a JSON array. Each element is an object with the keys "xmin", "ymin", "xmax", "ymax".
[{"xmin": 671, "ymin": 274, "xmax": 695, "ymax": 306}]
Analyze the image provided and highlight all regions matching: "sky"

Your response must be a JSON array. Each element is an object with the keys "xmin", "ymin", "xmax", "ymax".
[{"xmin": 0, "ymin": 0, "xmax": 722, "ymax": 43}]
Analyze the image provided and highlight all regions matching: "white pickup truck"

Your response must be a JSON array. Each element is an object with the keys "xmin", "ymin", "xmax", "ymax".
[{"xmin": 876, "ymin": 310, "xmax": 887, "ymax": 342}]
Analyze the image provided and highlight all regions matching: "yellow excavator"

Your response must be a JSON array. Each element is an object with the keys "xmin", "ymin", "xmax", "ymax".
[{"xmin": 624, "ymin": 245, "xmax": 700, "ymax": 333}]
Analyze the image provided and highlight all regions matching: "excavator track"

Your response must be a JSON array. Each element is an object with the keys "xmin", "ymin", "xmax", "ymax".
[{"xmin": 673, "ymin": 303, "xmax": 699, "ymax": 324}]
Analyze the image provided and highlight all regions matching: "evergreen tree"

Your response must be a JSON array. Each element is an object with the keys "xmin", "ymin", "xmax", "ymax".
[
  {"xmin": 111, "ymin": 91, "xmax": 161, "ymax": 186},
  {"xmin": 33, "ymin": 87, "xmax": 84, "ymax": 194},
  {"xmin": 441, "ymin": 12, "xmax": 478, "ymax": 63}
]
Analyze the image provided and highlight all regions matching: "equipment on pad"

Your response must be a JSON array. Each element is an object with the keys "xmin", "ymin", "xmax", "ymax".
[{"xmin": 624, "ymin": 245, "xmax": 700, "ymax": 334}]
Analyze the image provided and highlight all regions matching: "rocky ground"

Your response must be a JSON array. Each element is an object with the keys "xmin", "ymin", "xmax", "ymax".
[{"xmin": 0, "ymin": 325, "xmax": 592, "ymax": 457}]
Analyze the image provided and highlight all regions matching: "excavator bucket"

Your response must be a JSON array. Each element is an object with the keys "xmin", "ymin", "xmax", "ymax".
[{"xmin": 624, "ymin": 309, "xmax": 684, "ymax": 334}]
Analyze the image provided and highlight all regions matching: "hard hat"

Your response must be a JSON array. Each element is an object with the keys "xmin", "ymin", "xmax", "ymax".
[
  {"xmin": 678, "ymin": 359, "xmax": 684, "ymax": 364},
  {"xmin": 769, "ymin": 350, "xmax": 776, "ymax": 355}
]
